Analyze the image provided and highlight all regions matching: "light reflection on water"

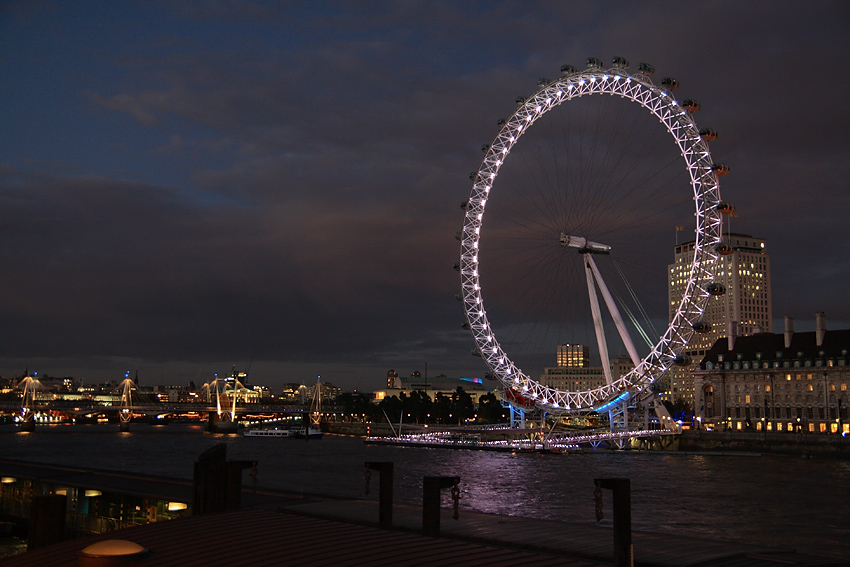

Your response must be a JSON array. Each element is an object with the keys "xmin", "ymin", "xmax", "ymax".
[{"xmin": 3, "ymin": 424, "xmax": 849, "ymax": 559}]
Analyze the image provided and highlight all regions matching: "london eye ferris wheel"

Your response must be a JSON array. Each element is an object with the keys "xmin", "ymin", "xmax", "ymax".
[{"xmin": 458, "ymin": 57, "xmax": 730, "ymax": 415}]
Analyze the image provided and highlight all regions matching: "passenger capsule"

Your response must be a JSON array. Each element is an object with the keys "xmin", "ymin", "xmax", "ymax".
[
  {"xmin": 661, "ymin": 77, "xmax": 679, "ymax": 90},
  {"xmin": 461, "ymin": 322, "xmax": 470, "ymax": 330},
  {"xmin": 453, "ymin": 262, "xmax": 460, "ymax": 271},
  {"xmin": 586, "ymin": 57, "xmax": 604, "ymax": 69},
  {"xmin": 560, "ymin": 64, "xmax": 578, "ymax": 75},
  {"xmin": 637, "ymin": 62, "xmax": 655, "ymax": 75},
  {"xmin": 469, "ymin": 171, "xmax": 478, "ymax": 180},
  {"xmin": 484, "ymin": 373, "xmax": 496, "ymax": 381},
  {"xmin": 699, "ymin": 128, "xmax": 718, "ymax": 141},
  {"xmin": 471, "ymin": 349, "xmax": 482, "ymax": 357},
  {"xmin": 692, "ymin": 321, "xmax": 711, "ymax": 334},
  {"xmin": 481, "ymin": 144, "xmax": 490, "ymax": 152},
  {"xmin": 516, "ymin": 96, "xmax": 526, "ymax": 105},
  {"xmin": 611, "ymin": 56, "xmax": 629, "ymax": 69},
  {"xmin": 715, "ymin": 242, "xmax": 733, "ymax": 256},
  {"xmin": 706, "ymin": 282, "xmax": 726, "ymax": 296},
  {"xmin": 716, "ymin": 202, "xmax": 736, "ymax": 215},
  {"xmin": 460, "ymin": 200, "xmax": 467, "ymax": 209},
  {"xmin": 455, "ymin": 292, "xmax": 463, "ymax": 301},
  {"xmin": 682, "ymin": 99, "xmax": 701, "ymax": 112},
  {"xmin": 711, "ymin": 163, "xmax": 730, "ymax": 175},
  {"xmin": 673, "ymin": 354, "xmax": 692, "ymax": 366},
  {"xmin": 454, "ymin": 231, "xmax": 462, "ymax": 241},
  {"xmin": 537, "ymin": 78, "xmax": 550, "ymax": 88},
  {"xmin": 497, "ymin": 118, "xmax": 506, "ymax": 126}
]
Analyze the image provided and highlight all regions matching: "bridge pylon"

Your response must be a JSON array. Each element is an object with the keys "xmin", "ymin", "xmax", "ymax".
[
  {"xmin": 205, "ymin": 371, "xmax": 246, "ymax": 434},
  {"xmin": 118, "ymin": 374, "xmax": 136, "ymax": 432},
  {"xmin": 17, "ymin": 374, "xmax": 39, "ymax": 432}
]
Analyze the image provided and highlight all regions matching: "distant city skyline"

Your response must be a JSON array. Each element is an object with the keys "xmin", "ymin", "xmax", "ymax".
[{"xmin": 2, "ymin": 2, "xmax": 848, "ymax": 392}]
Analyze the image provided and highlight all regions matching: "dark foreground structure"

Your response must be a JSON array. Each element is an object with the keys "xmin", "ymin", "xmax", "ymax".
[
  {"xmin": 2, "ymin": 457, "xmax": 847, "ymax": 567},
  {"xmin": 5, "ymin": 498, "xmax": 849, "ymax": 567}
]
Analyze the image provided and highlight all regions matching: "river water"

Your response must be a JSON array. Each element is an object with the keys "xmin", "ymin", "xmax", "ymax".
[{"xmin": 3, "ymin": 424, "xmax": 849, "ymax": 560}]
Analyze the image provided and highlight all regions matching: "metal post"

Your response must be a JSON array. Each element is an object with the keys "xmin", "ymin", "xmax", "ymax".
[
  {"xmin": 422, "ymin": 476, "xmax": 459, "ymax": 537},
  {"xmin": 365, "ymin": 462, "xmax": 393, "ymax": 528},
  {"xmin": 595, "ymin": 478, "xmax": 633, "ymax": 567}
]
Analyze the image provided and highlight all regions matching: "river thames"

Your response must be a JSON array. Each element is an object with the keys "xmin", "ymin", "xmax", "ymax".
[{"xmin": 3, "ymin": 423, "xmax": 849, "ymax": 560}]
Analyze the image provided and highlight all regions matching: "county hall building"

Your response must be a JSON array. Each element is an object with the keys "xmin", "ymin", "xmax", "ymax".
[{"xmin": 693, "ymin": 313, "xmax": 849, "ymax": 434}]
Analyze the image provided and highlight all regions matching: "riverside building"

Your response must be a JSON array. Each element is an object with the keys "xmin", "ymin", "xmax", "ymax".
[
  {"xmin": 668, "ymin": 233, "xmax": 772, "ymax": 404},
  {"xmin": 693, "ymin": 313, "xmax": 849, "ymax": 434}
]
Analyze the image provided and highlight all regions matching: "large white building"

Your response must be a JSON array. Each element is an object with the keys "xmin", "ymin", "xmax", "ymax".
[
  {"xmin": 668, "ymin": 233, "xmax": 772, "ymax": 403},
  {"xmin": 556, "ymin": 343, "xmax": 590, "ymax": 368}
]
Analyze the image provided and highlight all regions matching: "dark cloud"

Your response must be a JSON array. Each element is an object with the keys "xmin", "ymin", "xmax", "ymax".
[{"xmin": 1, "ymin": 1, "xmax": 849, "ymax": 389}]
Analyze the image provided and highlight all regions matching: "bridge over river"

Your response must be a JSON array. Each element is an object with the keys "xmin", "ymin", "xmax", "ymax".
[{"xmin": 0, "ymin": 399, "xmax": 312, "ymax": 433}]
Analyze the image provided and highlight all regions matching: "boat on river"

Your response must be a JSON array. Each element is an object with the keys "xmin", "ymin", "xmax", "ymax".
[
  {"xmin": 243, "ymin": 426, "xmax": 295, "ymax": 438},
  {"xmin": 291, "ymin": 425, "xmax": 323, "ymax": 440},
  {"xmin": 243, "ymin": 425, "xmax": 323, "ymax": 439},
  {"xmin": 244, "ymin": 379, "xmax": 325, "ymax": 439}
]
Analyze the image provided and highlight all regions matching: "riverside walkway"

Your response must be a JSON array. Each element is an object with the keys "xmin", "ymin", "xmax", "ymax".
[{"xmin": 2, "ymin": 460, "xmax": 847, "ymax": 567}]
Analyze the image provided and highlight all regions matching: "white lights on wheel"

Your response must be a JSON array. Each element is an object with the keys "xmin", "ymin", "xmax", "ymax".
[{"xmin": 459, "ymin": 61, "xmax": 723, "ymax": 413}]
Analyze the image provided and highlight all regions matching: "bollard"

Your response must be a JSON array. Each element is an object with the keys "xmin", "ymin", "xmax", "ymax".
[
  {"xmin": 226, "ymin": 460, "xmax": 257, "ymax": 511},
  {"xmin": 364, "ymin": 462, "xmax": 393, "ymax": 528},
  {"xmin": 28, "ymin": 494, "xmax": 66, "ymax": 550},
  {"xmin": 193, "ymin": 444, "xmax": 256, "ymax": 514},
  {"xmin": 193, "ymin": 444, "xmax": 227, "ymax": 514},
  {"xmin": 422, "ymin": 476, "xmax": 459, "ymax": 537},
  {"xmin": 594, "ymin": 478, "xmax": 633, "ymax": 567}
]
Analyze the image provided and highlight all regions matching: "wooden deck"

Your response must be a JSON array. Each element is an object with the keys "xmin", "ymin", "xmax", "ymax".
[
  {"xmin": 284, "ymin": 499, "xmax": 847, "ymax": 567},
  {"xmin": 6, "ymin": 497, "xmax": 847, "ymax": 567}
]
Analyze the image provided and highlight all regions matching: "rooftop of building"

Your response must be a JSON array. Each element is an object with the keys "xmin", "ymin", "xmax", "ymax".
[
  {"xmin": 674, "ymin": 233, "xmax": 767, "ymax": 255},
  {"xmin": 699, "ymin": 328, "xmax": 850, "ymax": 369}
]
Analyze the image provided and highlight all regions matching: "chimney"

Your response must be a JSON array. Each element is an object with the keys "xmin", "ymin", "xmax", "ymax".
[
  {"xmin": 727, "ymin": 320, "xmax": 738, "ymax": 351},
  {"xmin": 816, "ymin": 312, "xmax": 826, "ymax": 347},
  {"xmin": 784, "ymin": 316, "xmax": 794, "ymax": 349}
]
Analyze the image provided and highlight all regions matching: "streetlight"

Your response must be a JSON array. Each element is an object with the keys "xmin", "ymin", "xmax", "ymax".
[
  {"xmin": 823, "ymin": 370, "xmax": 829, "ymax": 434},
  {"xmin": 767, "ymin": 373, "xmax": 774, "ymax": 433}
]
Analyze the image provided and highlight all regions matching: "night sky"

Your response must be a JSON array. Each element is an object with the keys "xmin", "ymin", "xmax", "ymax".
[{"xmin": 2, "ymin": 1, "xmax": 849, "ymax": 392}]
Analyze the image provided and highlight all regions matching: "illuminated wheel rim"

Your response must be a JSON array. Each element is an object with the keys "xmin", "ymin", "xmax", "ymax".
[{"xmin": 459, "ymin": 60, "xmax": 724, "ymax": 412}]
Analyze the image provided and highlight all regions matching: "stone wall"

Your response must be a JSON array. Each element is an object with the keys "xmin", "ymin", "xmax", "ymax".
[{"xmin": 679, "ymin": 430, "xmax": 850, "ymax": 458}]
